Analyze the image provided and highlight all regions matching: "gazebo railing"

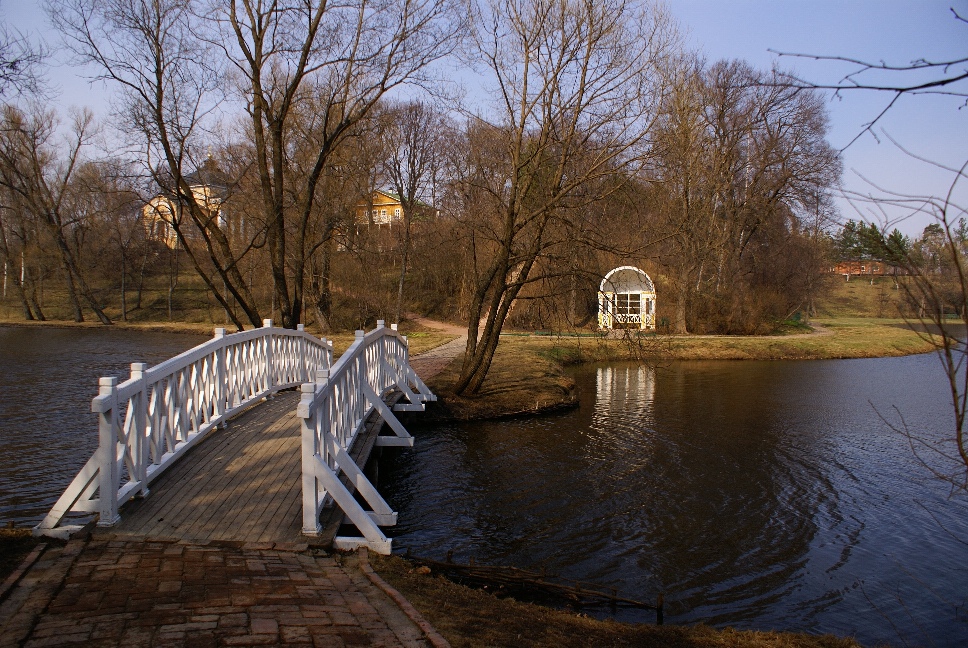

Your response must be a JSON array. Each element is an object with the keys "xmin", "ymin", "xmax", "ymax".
[
  {"xmin": 34, "ymin": 320, "xmax": 332, "ymax": 538},
  {"xmin": 298, "ymin": 321, "xmax": 435, "ymax": 554},
  {"xmin": 613, "ymin": 312, "xmax": 655, "ymax": 327}
]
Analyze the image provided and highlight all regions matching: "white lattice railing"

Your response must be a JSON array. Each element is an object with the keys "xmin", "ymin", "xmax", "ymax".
[
  {"xmin": 298, "ymin": 321, "xmax": 436, "ymax": 554},
  {"xmin": 34, "ymin": 320, "xmax": 333, "ymax": 538}
]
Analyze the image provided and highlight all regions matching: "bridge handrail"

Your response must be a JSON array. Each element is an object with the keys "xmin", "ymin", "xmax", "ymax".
[
  {"xmin": 35, "ymin": 319, "xmax": 333, "ymax": 537},
  {"xmin": 298, "ymin": 320, "xmax": 435, "ymax": 554}
]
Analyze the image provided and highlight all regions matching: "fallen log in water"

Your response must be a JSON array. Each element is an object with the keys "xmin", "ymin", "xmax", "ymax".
[{"xmin": 399, "ymin": 550, "xmax": 665, "ymax": 625}]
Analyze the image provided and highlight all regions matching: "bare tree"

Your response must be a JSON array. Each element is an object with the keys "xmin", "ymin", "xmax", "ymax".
[
  {"xmin": 213, "ymin": 0, "xmax": 463, "ymax": 330},
  {"xmin": 451, "ymin": 0, "xmax": 679, "ymax": 394},
  {"xmin": 652, "ymin": 59, "xmax": 840, "ymax": 335},
  {"xmin": 52, "ymin": 0, "xmax": 265, "ymax": 330},
  {"xmin": 0, "ymin": 192, "xmax": 40, "ymax": 319},
  {"xmin": 53, "ymin": 0, "xmax": 464, "ymax": 330},
  {"xmin": 69, "ymin": 160, "xmax": 148, "ymax": 321},
  {"xmin": 0, "ymin": 5, "xmax": 47, "ymax": 98},
  {"xmin": 0, "ymin": 104, "xmax": 111, "ymax": 323},
  {"xmin": 378, "ymin": 100, "xmax": 449, "ymax": 324}
]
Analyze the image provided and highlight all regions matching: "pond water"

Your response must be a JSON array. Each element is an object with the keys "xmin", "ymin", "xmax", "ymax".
[
  {"xmin": 0, "ymin": 326, "xmax": 208, "ymax": 526},
  {"xmin": 380, "ymin": 354, "xmax": 968, "ymax": 647}
]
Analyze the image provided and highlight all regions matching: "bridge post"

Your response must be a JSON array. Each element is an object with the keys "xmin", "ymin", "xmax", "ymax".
[
  {"xmin": 263, "ymin": 319, "xmax": 274, "ymax": 396},
  {"xmin": 300, "ymin": 377, "xmax": 323, "ymax": 535},
  {"xmin": 95, "ymin": 377, "xmax": 120, "ymax": 527},
  {"xmin": 214, "ymin": 328, "xmax": 227, "ymax": 422},
  {"xmin": 297, "ymin": 324, "xmax": 307, "ymax": 383},
  {"xmin": 130, "ymin": 363, "xmax": 149, "ymax": 498},
  {"xmin": 354, "ymin": 330, "xmax": 365, "ymax": 430}
]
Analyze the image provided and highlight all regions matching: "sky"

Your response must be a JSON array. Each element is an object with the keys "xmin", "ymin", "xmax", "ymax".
[
  {"xmin": 669, "ymin": 0, "xmax": 968, "ymax": 236},
  {"xmin": 3, "ymin": 0, "xmax": 966, "ymax": 237}
]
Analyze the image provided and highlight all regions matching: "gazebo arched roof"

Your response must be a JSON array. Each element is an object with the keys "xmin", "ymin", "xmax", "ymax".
[{"xmin": 600, "ymin": 266, "xmax": 655, "ymax": 295}]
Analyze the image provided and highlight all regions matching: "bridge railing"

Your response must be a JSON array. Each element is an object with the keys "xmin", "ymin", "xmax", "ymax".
[
  {"xmin": 298, "ymin": 321, "xmax": 435, "ymax": 554},
  {"xmin": 35, "ymin": 320, "xmax": 332, "ymax": 538}
]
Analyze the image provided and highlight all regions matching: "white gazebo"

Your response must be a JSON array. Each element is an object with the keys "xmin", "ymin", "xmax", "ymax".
[{"xmin": 598, "ymin": 266, "xmax": 656, "ymax": 330}]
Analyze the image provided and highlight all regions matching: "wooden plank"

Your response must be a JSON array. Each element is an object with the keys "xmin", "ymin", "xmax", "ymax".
[
  {"xmin": 101, "ymin": 392, "xmax": 300, "ymax": 542},
  {"xmin": 103, "ymin": 402, "xmax": 259, "ymax": 538},
  {"xmin": 228, "ymin": 418, "xmax": 299, "ymax": 542},
  {"xmin": 185, "ymin": 397, "xmax": 299, "ymax": 540},
  {"xmin": 219, "ymin": 406, "xmax": 300, "ymax": 540},
  {"xmin": 244, "ymin": 424, "xmax": 303, "ymax": 542},
  {"xmin": 130, "ymin": 396, "xmax": 291, "ymax": 539}
]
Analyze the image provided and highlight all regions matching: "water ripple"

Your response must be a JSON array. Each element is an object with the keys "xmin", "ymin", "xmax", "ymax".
[{"xmin": 381, "ymin": 357, "xmax": 968, "ymax": 647}]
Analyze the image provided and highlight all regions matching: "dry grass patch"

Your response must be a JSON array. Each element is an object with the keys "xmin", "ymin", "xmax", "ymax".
[
  {"xmin": 370, "ymin": 554, "xmax": 862, "ymax": 648},
  {"xmin": 426, "ymin": 336, "xmax": 578, "ymax": 421},
  {"xmin": 540, "ymin": 319, "xmax": 935, "ymax": 362}
]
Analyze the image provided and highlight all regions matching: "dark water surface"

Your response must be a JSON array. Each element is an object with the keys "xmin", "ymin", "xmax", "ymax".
[
  {"xmin": 0, "ymin": 326, "xmax": 208, "ymax": 526},
  {"xmin": 380, "ymin": 354, "xmax": 968, "ymax": 647}
]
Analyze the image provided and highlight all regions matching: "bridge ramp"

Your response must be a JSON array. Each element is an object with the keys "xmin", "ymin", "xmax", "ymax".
[{"xmin": 97, "ymin": 391, "xmax": 305, "ymax": 545}]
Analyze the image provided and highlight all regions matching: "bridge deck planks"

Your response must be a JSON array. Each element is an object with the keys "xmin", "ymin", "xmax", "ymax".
[
  {"xmin": 96, "ymin": 387, "xmax": 408, "ymax": 547},
  {"xmin": 98, "ymin": 391, "xmax": 309, "ymax": 545}
]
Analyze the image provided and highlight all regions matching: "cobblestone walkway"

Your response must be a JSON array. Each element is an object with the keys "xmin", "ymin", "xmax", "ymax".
[
  {"xmin": 408, "ymin": 337, "xmax": 465, "ymax": 383},
  {"xmin": 0, "ymin": 537, "xmax": 445, "ymax": 647},
  {"xmin": 406, "ymin": 316, "xmax": 467, "ymax": 383}
]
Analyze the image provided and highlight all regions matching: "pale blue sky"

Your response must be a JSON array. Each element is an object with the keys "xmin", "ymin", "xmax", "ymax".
[
  {"xmin": 4, "ymin": 0, "xmax": 966, "ymax": 236},
  {"xmin": 671, "ymin": 0, "xmax": 968, "ymax": 236}
]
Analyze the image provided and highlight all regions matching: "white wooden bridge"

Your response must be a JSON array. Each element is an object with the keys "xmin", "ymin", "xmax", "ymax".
[{"xmin": 32, "ymin": 320, "xmax": 436, "ymax": 555}]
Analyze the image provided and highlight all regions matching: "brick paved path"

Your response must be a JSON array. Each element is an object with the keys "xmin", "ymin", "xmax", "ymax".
[
  {"xmin": 405, "ymin": 315, "xmax": 467, "ymax": 383},
  {"xmin": 1, "ymin": 538, "xmax": 445, "ymax": 648},
  {"xmin": 408, "ymin": 337, "xmax": 465, "ymax": 383}
]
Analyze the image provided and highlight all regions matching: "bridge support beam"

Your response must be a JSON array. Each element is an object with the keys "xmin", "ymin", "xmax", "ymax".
[
  {"xmin": 299, "ymin": 323, "xmax": 436, "ymax": 554},
  {"xmin": 361, "ymin": 381, "xmax": 414, "ymax": 447},
  {"xmin": 305, "ymin": 452, "xmax": 394, "ymax": 555}
]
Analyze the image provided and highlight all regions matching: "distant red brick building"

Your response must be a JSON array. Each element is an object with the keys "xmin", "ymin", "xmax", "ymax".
[{"xmin": 831, "ymin": 261, "xmax": 905, "ymax": 278}]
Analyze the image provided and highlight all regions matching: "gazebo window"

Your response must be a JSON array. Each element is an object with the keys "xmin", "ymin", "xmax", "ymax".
[{"xmin": 616, "ymin": 293, "xmax": 640, "ymax": 316}]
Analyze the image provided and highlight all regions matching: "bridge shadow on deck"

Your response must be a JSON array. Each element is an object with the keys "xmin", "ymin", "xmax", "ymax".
[{"xmin": 98, "ymin": 391, "xmax": 307, "ymax": 545}]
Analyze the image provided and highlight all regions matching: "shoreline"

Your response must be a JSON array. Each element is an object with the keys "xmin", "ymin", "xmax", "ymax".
[
  {"xmin": 421, "ymin": 317, "xmax": 939, "ymax": 421},
  {"xmin": 0, "ymin": 317, "xmax": 219, "ymax": 335},
  {"xmin": 2, "ymin": 315, "xmax": 940, "ymax": 422}
]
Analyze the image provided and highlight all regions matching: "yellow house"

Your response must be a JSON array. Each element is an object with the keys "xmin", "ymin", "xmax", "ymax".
[
  {"xmin": 143, "ymin": 159, "xmax": 229, "ymax": 248},
  {"xmin": 356, "ymin": 190, "xmax": 404, "ymax": 227}
]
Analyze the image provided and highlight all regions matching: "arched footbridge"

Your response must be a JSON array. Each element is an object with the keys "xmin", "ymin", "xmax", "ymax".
[{"xmin": 32, "ymin": 320, "xmax": 437, "ymax": 555}]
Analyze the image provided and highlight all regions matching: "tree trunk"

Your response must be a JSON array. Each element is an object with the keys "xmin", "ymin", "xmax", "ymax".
[
  {"xmin": 168, "ymin": 246, "xmax": 178, "ymax": 321},
  {"xmin": 136, "ymin": 248, "xmax": 148, "ymax": 309},
  {"xmin": 120, "ymin": 248, "xmax": 127, "ymax": 321},
  {"xmin": 314, "ymin": 234, "xmax": 334, "ymax": 333},
  {"xmin": 60, "ymin": 256, "xmax": 84, "ymax": 322},
  {"xmin": 45, "ymin": 214, "xmax": 112, "ymax": 324},
  {"xmin": 0, "ymin": 226, "xmax": 33, "ymax": 319},
  {"xmin": 394, "ymin": 213, "xmax": 413, "ymax": 325},
  {"xmin": 674, "ymin": 280, "xmax": 688, "ymax": 334}
]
